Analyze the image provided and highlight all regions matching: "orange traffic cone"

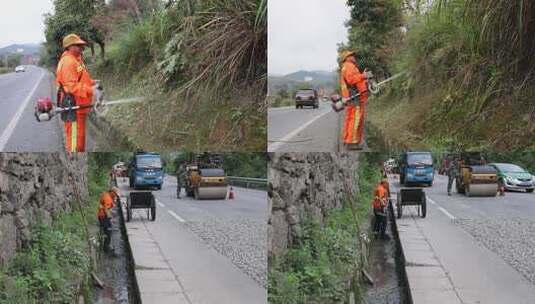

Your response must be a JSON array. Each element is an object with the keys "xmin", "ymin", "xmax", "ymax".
[{"xmin": 229, "ymin": 187, "xmax": 234, "ymax": 199}]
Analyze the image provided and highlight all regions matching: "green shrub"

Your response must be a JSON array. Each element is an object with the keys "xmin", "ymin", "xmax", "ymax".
[{"xmin": 0, "ymin": 218, "xmax": 90, "ymax": 304}]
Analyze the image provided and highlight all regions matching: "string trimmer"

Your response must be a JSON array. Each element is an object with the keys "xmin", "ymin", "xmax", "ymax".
[
  {"xmin": 331, "ymin": 71, "xmax": 405, "ymax": 112},
  {"xmin": 35, "ymin": 97, "xmax": 144, "ymax": 122}
]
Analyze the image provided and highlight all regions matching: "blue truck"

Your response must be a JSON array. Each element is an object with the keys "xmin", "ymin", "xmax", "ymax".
[
  {"xmin": 128, "ymin": 152, "xmax": 164, "ymax": 190},
  {"xmin": 399, "ymin": 151, "xmax": 434, "ymax": 186}
]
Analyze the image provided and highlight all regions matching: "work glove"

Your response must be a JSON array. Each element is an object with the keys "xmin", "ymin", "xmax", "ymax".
[
  {"xmin": 93, "ymin": 81, "xmax": 106, "ymax": 115},
  {"xmin": 93, "ymin": 84, "xmax": 104, "ymax": 103}
]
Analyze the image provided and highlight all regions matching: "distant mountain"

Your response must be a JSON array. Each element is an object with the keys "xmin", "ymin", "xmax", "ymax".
[
  {"xmin": 0, "ymin": 43, "xmax": 42, "ymax": 56},
  {"xmin": 268, "ymin": 70, "xmax": 337, "ymax": 95},
  {"xmin": 284, "ymin": 70, "xmax": 335, "ymax": 83}
]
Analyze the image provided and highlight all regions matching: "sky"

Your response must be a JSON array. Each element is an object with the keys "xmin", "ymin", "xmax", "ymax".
[
  {"xmin": 0, "ymin": 0, "xmax": 54, "ymax": 48},
  {"xmin": 268, "ymin": 0, "xmax": 350, "ymax": 76}
]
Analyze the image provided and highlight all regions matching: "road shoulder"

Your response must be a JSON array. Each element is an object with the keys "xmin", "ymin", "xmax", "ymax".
[
  {"xmin": 390, "ymin": 176, "xmax": 535, "ymax": 304},
  {"xmin": 119, "ymin": 180, "xmax": 266, "ymax": 304}
]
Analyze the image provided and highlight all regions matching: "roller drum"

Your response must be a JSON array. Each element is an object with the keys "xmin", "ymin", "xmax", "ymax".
[
  {"xmin": 466, "ymin": 183, "xmax": 497, "ymax": 197},
  {"xmin": 196, "ymin": 186, "xmax": 228, "ymax": 200}
]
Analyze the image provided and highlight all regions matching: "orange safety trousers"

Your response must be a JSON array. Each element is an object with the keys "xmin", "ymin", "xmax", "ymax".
[
  {"xmin": 64, "ymin": 111, "xmax": 88, "ymax": 152},
  {"xmin": 343, "ymin": 94, "xmax": 368, "ymax": 144},
  {"xmin": 56, "ymin": 50, "xmax": 95, "ymax": 153}
]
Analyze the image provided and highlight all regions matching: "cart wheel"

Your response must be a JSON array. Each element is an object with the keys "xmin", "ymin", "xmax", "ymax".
[
  {"xmin": 421, "ymin": 195, "xmax": 427, "ymax": 218},
  {"xmin": 151, "ymin": 207, "xmax": 156, "ymax": 221},
  {"xmin": 126, "ymin": 197, "xmax": 132, "ymax": 222},
  {"xmin": 396, "ymin": 192, "xmax": 402, "ymax": 218},
  {"xmin": 150, "ymin": 196, "xmax": 156, "ymax": 221}
]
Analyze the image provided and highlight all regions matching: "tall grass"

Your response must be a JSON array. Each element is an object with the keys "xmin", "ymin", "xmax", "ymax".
[
  {"xmin": 93, "ymin": 0, "xmax": 266, "ymax": 150},
  {"xmin": 372, "ymin": 0, "xmax": 535, "ymax": 150},
  {"xmin": 165, "ymin": 0, "xmax": 267, "ymax": 98}
]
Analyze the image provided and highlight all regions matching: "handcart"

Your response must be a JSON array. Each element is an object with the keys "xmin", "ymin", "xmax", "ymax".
[
  {"xmin": 396, "ymin": 188, "xmax": 426, "ymax": 218},
  {"xmin": 126, "ymin": 191, "xmax": 156, "ymax": 222}
]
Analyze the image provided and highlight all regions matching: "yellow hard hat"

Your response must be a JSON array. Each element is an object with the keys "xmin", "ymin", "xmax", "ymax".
[
  {"xmin": 340, "ymin": 50, "xmax": 356, "ymax": 62},
  {"xmin": 110, "ymin": 186, "xmax": 121, "ymax": 196},
  {"xmin": 62, "ymin": 34, "xmax": 87, "ymax": 49}
]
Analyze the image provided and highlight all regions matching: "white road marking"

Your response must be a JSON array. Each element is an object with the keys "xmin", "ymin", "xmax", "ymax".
[
  {"xmin": 428, "ymin": 197, "xmax": 456, "ymax": 220},
  {"xmin": 0, "ymin": 70, "xmax": 46, "ymax": 150},
  {"xmin": 268, "ymin": 106, "xmax": 294, "ymax": 111},
  {"xmin": 168, "ymin": 210, "xmax": 185, "ymax": 223},
  {"xmin": 268, "ymin": 108, "xmax": 332, "ymax": 152},
  {"xmin": 157, "ymin": 201, "xmax": 165, "ymax": 208}
]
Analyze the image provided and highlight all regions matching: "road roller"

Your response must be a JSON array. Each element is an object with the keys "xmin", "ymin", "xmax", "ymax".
[
  {"xmin": 185, "ymin": 154, "xmax": 228, "ymax": 200},
  {"xmin": 456, "ymin": 152, "xmax": 498, "ymax": 197}
]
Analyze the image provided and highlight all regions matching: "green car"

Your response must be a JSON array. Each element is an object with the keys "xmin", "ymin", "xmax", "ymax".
[{"xmin": 489, "ymin": 163, "xmax": 535, "ymax": 193}]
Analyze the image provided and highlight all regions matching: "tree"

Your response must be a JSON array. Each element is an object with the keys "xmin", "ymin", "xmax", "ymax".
[
  {"xmin": 43, "ymin": 0, "xmax": 106, "ymax": 66},
  {"xmin": 5, "ymin": 53, "xmax": 23, "ymax": 68},
  {"xmin": 344, "ymin": 0, "xmax": 403, "ymax": 77},
  {"xmin": 278, "ymin": 88, "xmax": 289, "ymax": 99}
]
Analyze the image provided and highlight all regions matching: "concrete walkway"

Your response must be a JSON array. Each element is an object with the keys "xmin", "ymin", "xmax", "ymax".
[
  {"xmin": 126, "ymin": 218, "xmax": 190, "ymax": 303},
  {"xmin": 390, "ymin": 175, "xmax": 535, "ymax": 304},
  {"xmin": 119, "ymin": 185, "xmax": 266, "ymax": 304}
]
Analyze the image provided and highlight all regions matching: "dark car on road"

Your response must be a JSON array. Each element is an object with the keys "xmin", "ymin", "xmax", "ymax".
[{"xmin": 295, "ymin": 89, "xmax": 319, "ymax": 109}]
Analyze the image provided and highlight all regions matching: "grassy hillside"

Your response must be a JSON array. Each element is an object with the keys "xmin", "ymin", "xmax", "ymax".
[
  {"xmin": 347, "ymin": 0, "xmax": 535, "ymax": 151},
  {"xmin": 99, "ymin": 0, "xmax": 266, "ymax": 151}
]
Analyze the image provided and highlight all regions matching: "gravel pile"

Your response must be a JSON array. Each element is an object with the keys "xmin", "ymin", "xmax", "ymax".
[
  {"xmin": 455, "ymin": 217, "xmax": 535, "ymax": 285},
  {"xmin": 186, "ymin": 218, "xmax": 267, "ymax": 287}
]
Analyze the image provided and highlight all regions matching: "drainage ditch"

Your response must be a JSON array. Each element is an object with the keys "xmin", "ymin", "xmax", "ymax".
[
  {"xmin": 92, "ymin": 194, "xmax": 140, "ymax": 304},
  {"xmin": 362, "ymin": 202, "xmax": 412, "ymax": 303}
]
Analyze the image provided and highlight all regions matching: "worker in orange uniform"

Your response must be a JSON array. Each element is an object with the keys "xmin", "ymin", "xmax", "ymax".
[
  {"xmin": 339, "ymin": 50, "xmax": 369, "ymax": 147},
  {"xmin": 372, "ymin": 179, "xmax": 390, "ymax": 240},
  {"xmin": 56, "ymin": 33, "xmax": 102, "ymax": 152},
  {"xmin": 97, "ymin": 187, "xmax": 120, "ymax": 254}
]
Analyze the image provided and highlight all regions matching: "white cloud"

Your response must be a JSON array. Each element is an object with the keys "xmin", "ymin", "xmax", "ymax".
[
  {"xmin": 268, "ymin": 0, "xmax": 350, "ymax": 75},
  {"xmin": 0, "ymin": 0, "xmax": 54, "ymax": 47}
]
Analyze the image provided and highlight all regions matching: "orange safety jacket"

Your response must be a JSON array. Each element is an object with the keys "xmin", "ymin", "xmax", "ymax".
[
  {"xmin": 56, "ymin": 50, "xmax": 95, "ymax": 114},
  {"xmin": 340, "ymin": 60, "xmax": 368, "ymax": 100},
  {"xmin": 372, "ymin": 184, "xmax": 387, "ymax": 210},
  {"xmin": 97, "ymin": 191, "xmax": 116, "ymax": 220}
]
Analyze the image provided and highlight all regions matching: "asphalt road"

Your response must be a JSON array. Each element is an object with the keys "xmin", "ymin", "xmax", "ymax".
[
  {"xmin": 268, "ymin": 102, "xmax": 340, "ymax": 152},
  {"xmin": 267, "ymin": 102, "xmax": 370, "ymax": 152},
  {"xmin": 0, "ymin": 65, "xmax": 96, "ymax": 151},
  {"xmin": 118, "ymin": 175, "xmax": 267, "ymax": 303},
  {"xmin": 391, "ymin": 173, "xmax": 535, "ymax": 303}
]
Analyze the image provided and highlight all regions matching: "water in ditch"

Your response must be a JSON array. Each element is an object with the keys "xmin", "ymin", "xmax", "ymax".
[
  {"xmin": 362, "ymin": 210, "xmax": 410, "ymax": 304},
  {"xmin": 93, "ymin": 198, "xmax": 138, "ymax": 304}
]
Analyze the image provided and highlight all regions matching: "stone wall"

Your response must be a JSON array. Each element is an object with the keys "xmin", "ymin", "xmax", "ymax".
[
  {"xmin": 0, "ymin": 153, "xmax": 88, "ymax": 266},
  {"xmin": 268, "ymin": 152, "xmax": 361, "ymax": 259}
]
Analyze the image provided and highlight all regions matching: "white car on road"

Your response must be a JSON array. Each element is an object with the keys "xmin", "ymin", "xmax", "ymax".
[{"xmin": 15, "ymin": 65, "xmax": 25, "ymax": 73}]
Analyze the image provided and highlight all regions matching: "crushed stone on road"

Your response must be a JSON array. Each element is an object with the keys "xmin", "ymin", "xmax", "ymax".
[
  {"xmin": 455, "ymin": 217, "xmax": 535, "ymax": 286},
  {"xmin": 186, "ymin": 217, "xmax": 267, "ymax": 288}
]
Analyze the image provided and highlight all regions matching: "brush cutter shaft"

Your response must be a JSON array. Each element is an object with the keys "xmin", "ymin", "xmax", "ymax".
[{"xmin": 35, "ymin": 97, "xmax": 144, "ymax": 122}]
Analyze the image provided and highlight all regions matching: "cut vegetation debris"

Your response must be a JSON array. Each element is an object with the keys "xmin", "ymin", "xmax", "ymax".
[{"xmin": 43, "ymin": 0, "xmax": 267, "ymax": 151}]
